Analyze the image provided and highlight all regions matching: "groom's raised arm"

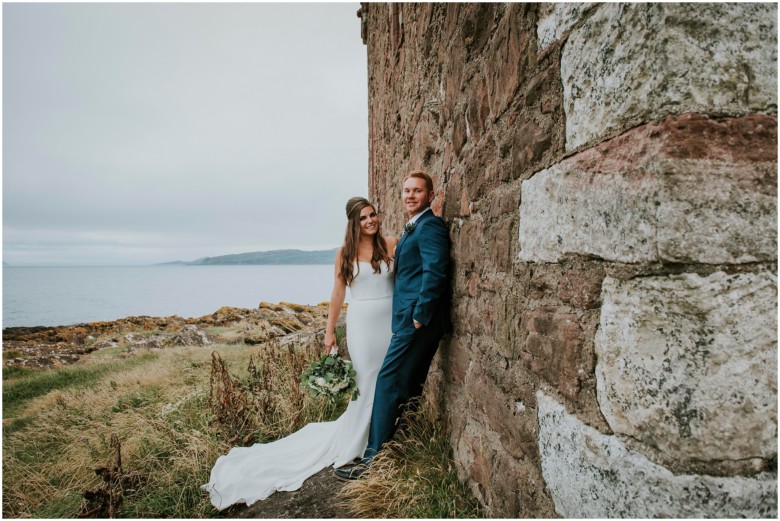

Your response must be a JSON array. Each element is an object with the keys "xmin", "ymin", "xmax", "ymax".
[{"xmin": 413, "ymin": 217, "xmax": 451, "ymax": 327}]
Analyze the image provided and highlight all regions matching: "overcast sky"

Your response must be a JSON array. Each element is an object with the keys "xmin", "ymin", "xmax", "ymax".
[{"xmin": 3, "ymin": 2, "xmax": 368, "ymax": 266}]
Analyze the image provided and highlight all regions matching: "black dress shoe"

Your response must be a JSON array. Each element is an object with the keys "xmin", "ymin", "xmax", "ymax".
[{"xmin": 333, "ymin": 463, "xmax": 368, "ymax": 481}]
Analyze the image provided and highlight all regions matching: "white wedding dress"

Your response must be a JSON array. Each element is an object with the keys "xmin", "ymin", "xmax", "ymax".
[{"xmin": 202, "ymin": 261, "xmax": 393, "ymax": 510}]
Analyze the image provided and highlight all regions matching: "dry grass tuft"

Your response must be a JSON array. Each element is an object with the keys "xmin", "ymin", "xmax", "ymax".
[
  {"xmin": 338, "ymin": 399, "xmax": 483, "ymax": 519},
  {"xmin": 208, "ymin": 338, "xmax": 345, "ymax": 446},
  {"xmin": 77, "ymin": 434, "xmax": 142, "ymax": 518}
]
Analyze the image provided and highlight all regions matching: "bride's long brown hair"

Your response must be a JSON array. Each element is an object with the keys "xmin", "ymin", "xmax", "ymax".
[{"xmin": 339, "ymin": 197, "xmax": 392, "ymax": 286}]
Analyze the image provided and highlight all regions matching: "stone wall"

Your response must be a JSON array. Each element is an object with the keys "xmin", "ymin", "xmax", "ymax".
[{"xmin": 359, "ymin": 3, "xmax": 777, "ymax": 517}]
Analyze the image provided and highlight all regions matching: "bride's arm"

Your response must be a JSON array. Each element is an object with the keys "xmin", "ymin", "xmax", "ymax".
[
  {"xmin": 385, "ymin": 235, "xmax": 399, "ymax": 259},
  {"xmin": 324, "ymin": 249, "xmax": 347, "ymax": 352}
]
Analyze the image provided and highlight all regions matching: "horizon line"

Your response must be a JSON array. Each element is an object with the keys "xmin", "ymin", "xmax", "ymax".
[
  {"xmin": 3, "ymin": 246, "xmax": 340, "ymax": 268},
  {"xmin": 4, "ymin": 263, "xmax": 337, "ymax": 268}
]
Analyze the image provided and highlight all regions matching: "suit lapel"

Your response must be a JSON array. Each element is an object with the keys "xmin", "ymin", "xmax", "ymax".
[
  {"xmin": 397, "ymin": 226, "xmax": 411, "ymax": 252},
  {"xmin": 394, "ymin": 228, "xmax": 409, "ymax": 278},
  {"xmin": 394, "ymin": 210, "xmax": 433, "ymax": 277}
]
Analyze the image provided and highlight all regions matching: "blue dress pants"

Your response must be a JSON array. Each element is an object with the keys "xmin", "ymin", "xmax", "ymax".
[{"xmin": 363, "ymin": 319, "xmax": 445, "ymax": 460}]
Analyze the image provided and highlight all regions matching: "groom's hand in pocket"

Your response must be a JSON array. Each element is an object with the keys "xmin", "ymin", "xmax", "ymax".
[{"xmin": 413, "ymin": 320, "xmax": 422, "ymax": 329}]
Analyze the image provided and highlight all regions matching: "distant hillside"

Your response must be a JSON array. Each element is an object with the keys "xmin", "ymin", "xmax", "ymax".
[
  {"xmin": 2, "ymin": 261, "xmax": 9, "ymax": 267},
  {"xmin": 160, "ymin": 248, "xmax": 338, "ymax": 266}
]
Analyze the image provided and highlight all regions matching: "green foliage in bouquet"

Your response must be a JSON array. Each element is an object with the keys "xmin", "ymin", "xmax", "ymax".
[{"xmin": 300, "ymin": 353, "xmax": 359, "ymax": 403}]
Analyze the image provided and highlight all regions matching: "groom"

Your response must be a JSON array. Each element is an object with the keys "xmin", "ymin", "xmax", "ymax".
[{"xmin": 336, "ymin": 170, "xmax": 451, "ymax": 480}]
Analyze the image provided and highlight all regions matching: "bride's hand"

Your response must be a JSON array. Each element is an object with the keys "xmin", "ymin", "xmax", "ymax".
[{"xmin": 324, "ymin": 331, "xmax": 337, "ymax": 353}]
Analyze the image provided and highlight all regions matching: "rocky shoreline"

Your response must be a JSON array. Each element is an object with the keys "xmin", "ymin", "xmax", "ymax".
[{"xmin": 2, "ymin": 301, "xmax": 342, "ymax": 369}]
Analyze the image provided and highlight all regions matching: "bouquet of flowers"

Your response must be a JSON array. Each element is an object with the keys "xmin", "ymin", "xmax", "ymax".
[{"xmin": 300, "ymin": 352, "xmax": 360, "ymax": 403}]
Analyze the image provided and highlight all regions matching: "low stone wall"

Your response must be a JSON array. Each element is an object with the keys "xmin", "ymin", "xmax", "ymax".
[{"xmin": 359, "ymin": 3, "xmax": 777, "ymax": 517}]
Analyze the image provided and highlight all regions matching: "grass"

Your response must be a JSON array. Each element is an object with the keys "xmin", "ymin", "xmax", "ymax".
[
  {"xmin": 3, "ymin": 346, "xmax": 220, "ymax": 517},
  {"xmin": 3, "ymin": 323, "xmax": 480, "ymax": 518},
  {"xmin": 87, "ymin": 344, "xmax": 127, "ymax": 359},
  {"xmin": 334, "ymin": 324, "xmax": 347, "ymax": 347},
  {"xmin": 208, "ymin": 338, "xmax": 348, "ymax": 446},
  {"xmin": 338, "ymin": 400, "xmax": 484, "ymax": 518},
  {"xmin": 3, "ymin": 353, "xmax": 158, "ymax": 418},
  {"xmin": 203, "ymin": 325, "xmax": 242, "ymax": 335},
  {"xmin": 3, "ymin": 349, "xmax": 25, "ymax": 361},
  {"xmin": 3, "ymin": 364, "xmax": 36, "ymax": 380},
  {"xmin": 2, "ymin": 335, "xmax": 351, "ymax": 518}
]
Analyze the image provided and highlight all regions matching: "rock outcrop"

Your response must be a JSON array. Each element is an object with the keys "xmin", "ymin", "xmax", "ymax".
[{"xmin": 2, "ymin": 302, "xmax": 337, "ymax": 369}]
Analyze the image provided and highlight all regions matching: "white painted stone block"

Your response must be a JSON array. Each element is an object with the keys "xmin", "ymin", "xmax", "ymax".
[
  {"xmin": 537, "ymin": 391, "xmax": 778, "ymax": 518},
  {"xmin": 595, "ymin": 271, "xmax": 777, "ymax": 462},
  {"xmin": 657, "ymin": 163, "xmax": 778, "ymax": 264},
  {"xmin": 518, "ymin": 165, "xmax": 658, "ymax": 263},
  {"xmin": 562, "ymin": 3, "xmax": 778, "ymax": 150},
  {"xmin": 518, "ymin": 160, "xmax": 777, "ymax": 264},
  {"xmin": 536, "ymin": 3, "xmax": 596, "ymax": 50}
]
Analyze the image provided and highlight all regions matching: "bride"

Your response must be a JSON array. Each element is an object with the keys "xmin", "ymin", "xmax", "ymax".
[{"xmin": 202, "ymin": 197, "xmax": 397, "ymax": 510}]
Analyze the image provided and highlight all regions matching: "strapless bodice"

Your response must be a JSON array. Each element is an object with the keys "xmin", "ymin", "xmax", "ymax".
[{"xmin": 349, "ymin": 261, "xmax": 394, "ymax": 300}]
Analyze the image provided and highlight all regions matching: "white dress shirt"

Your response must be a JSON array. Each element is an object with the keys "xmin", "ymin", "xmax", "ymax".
[{"xmin": 407, "ymin": 206, "xmax": 431, "ymax": 227}]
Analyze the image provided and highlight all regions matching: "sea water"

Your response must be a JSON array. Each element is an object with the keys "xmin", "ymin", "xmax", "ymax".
[{"xmin": 3, "ymin": 265, "xmax": 337, "ymax": 328}]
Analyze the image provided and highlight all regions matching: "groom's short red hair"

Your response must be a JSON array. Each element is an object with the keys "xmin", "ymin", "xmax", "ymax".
[{"xmin": 404, "ymin": 170, "xmax": 434, "ymax": 192}]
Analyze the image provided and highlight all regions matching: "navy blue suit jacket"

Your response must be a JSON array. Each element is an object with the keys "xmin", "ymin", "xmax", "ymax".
[{"xmin": 391, "ymin": 209, "xmax": 451, "ymax": 334}]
